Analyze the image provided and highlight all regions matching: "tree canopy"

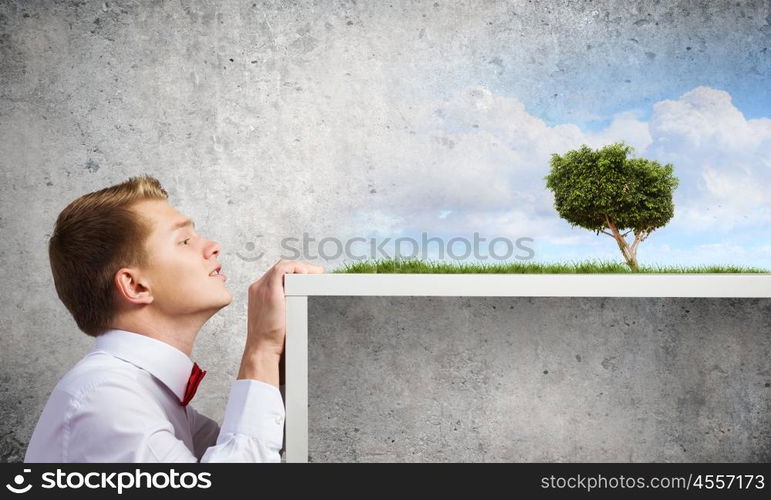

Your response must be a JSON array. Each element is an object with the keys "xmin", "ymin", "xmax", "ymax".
[{"xmin": 545, "ymin": 142, "xmax": 679, "ymax": 270}]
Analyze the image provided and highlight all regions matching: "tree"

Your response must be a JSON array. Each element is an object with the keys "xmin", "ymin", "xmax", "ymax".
[{"xmin": 545, "ymin": 142, "xmax": 679, "ymax": 271}]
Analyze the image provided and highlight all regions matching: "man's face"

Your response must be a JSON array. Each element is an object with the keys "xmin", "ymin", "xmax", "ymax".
[{"xmin": 131, "ymin": 199, "xmax": 232, "ymax": 316}]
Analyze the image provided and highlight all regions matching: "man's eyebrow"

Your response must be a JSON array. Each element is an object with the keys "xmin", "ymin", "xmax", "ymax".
[{"xmin": 171, "ymin": 218, "xmax": 195, "ymax": 232}]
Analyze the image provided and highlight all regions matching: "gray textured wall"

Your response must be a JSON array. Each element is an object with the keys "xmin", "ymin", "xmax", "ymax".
[
  {"xmin": 1, "ymin": 0, "xmax": 769, "ymax": 462},
  {"xmin": 309, "ymin": 297, "xmax": 771, "ymax": 462}
]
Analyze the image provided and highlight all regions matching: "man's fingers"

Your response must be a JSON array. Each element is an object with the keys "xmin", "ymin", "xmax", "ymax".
[
  {"xmin": 275, "ymin": 260, "xmax": 324, "ymax": 275},
  {"xmin": 268, "ymin": 260, "xmax": 324, "ymax": 289}
]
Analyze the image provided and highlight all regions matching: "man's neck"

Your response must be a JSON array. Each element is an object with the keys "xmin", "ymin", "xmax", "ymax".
[{"xmin": 110, "ymin": 313, "xmax": 209, "ymax": 358}]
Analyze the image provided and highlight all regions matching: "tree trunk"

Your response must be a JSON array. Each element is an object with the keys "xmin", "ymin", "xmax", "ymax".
[
  {"xmin": 605, "ymin": 217, "xmax": 640, "ymax": 271},
  {"xmin": 615, "ymin": 237, "xmax": 639, "ymax": 271}
]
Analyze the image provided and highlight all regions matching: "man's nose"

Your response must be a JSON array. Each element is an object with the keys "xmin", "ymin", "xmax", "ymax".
[{"xmin": 205, "ymin": 240, "xmax": 221, "ymax": 259}]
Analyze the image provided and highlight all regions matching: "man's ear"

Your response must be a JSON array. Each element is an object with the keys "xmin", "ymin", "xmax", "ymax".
[{"xmin": 114, "ymin": 267, "xmax": 154, "ymax": 305}]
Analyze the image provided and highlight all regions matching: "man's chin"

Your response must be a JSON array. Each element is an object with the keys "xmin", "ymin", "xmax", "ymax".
[
  {"xmin": 204, "ymin": 298, "xmax": 232, "ymax": 318},
  {"xmin": 216, "ymin": 290, "xmax": 233, "ymax": 309}
]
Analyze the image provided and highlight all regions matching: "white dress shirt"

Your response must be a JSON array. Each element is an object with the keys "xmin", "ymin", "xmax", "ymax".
[{"xmin": 24, "ymin": 328, "xmax": 285, "ymax": 463}]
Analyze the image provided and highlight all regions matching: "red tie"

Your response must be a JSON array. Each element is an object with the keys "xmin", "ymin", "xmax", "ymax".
[{"xmin": 180, "ymin": 362, "xmax": 207, "ymax": 407}]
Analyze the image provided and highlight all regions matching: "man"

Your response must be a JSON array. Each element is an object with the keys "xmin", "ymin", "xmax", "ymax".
[{"xmin": 25, "ymin": 174, "xmax": 322, "ymax": 462}]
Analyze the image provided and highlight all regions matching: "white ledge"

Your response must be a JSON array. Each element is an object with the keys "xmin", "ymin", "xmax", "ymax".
[{"xmin": 284, "ymin": 273, "xmax": 771, "ymax": 297}]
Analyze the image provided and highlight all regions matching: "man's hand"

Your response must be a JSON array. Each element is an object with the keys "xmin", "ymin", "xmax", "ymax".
[{"xmin": 237, "ymin": 260, "xmax": 324, "ymax": 387}]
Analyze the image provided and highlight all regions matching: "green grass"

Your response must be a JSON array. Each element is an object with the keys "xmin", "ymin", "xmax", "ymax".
[{"xmin": 332, "ymin": 258, "xmax": 770, "ymax": 274}]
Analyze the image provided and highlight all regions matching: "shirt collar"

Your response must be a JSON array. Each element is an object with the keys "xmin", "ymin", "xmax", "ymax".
[{"xmin": 91, "ymin": 328, "xmax": 194, "ymax": 403}]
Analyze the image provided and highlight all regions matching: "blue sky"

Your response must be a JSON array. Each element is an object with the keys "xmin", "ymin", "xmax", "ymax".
[{"xmin": 535, "ymin": 82, "xmax": 771, "ymax": 133}]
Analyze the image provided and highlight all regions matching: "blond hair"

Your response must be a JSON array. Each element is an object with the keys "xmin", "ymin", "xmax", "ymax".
[{"xmin": 48, "ymin": 174, "xmax": 168, "ymax": 336}]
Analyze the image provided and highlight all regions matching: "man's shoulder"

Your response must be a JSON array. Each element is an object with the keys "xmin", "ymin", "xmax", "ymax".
[
  {"xmin": 54, "ymin": 351, "xmax": 150, "ymax": 400},
  {"xmin": 27, "ymin": 351, "xmax": 181, "ymax": 463}
]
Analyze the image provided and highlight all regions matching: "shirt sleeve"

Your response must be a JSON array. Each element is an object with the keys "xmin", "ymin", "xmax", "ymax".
[
  {"xmin": 199, "ymin": 380, "xmax": 285, "ymax": 463},
  {"xmin": 185, "ymin": 406, "xmax": 220, "ymax": 459},
  {"xmin": 63, "ymin": 376, "xmax": 285, "ymax": 463}
]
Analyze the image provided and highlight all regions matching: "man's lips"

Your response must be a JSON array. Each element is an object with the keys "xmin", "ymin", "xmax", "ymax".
[{"xmin": 209, "ymin": 265, "xmax": 226, "ymax": 281}]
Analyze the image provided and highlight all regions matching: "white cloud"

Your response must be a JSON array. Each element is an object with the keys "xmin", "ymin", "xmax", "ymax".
[
  {"xmin": 350, "ymin": 86, "xmax": 644, "ymax": 240},
  {"xmin": 647, "ymin": 86, "xmax": 771, "ymax": 234},
  {"xmin": 649, "ymin": 87, "xmax": 771, "ymax": 153},
  {"xmin": 589, "ymin": 110, "xmax": 652, "ymax": 152}
]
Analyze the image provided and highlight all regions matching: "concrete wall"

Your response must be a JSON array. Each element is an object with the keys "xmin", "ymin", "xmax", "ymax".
[
  {"xmin": 1, "ymin": 0, "xmax": 769, "ymax": 462},
  {"xmin": 309, "ymin": 297, "xmax": 771, "ymax": 462}
]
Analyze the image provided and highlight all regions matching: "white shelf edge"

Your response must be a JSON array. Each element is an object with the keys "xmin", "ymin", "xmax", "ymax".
[{"xmin": 284, "ymin": 273, "xmax": 771, "ymax": 297}]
